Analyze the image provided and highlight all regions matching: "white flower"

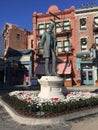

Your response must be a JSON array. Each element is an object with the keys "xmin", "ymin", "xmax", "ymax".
[{"xmin": 8, "ymin": 90, "xmax": 98, "ymax": 107}]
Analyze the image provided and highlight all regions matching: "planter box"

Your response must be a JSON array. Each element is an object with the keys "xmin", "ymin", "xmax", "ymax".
[
  {"xmin": 64, "ymin": 79, "xmax": 72, "ymax": 87},
  {"xmin": 76, "ymin": 80, "xmax": 81, "ymax": 87},
  {"xmin": 95, "ymin": 80, "xmax": 98, "ymax": 87}
]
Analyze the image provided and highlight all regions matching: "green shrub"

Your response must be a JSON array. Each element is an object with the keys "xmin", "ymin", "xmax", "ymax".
[
  {"xmin": 2, "ymin": 94, "xmax": 39, "ymax": 114},
  {"xmin": 2, "ymin": 94, "xmax": 98, "ymax": 117}
]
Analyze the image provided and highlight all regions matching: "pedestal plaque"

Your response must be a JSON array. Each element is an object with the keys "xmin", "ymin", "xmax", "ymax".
[{"xmin": 38, "ymin": 76, "xmax": 65, "ymax": 99}]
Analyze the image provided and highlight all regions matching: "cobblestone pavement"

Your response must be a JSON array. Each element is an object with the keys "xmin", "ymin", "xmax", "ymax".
[
  {"xmin": 70, "ymin": 114, "xmax": 98, "ymax": 130},
  {"xmin": 0, "ymin": 105, "xmax": 71, "ymax": 130},
  {"xmin": 1, "ymin": 87, "xmax": 98, "ymax": 130},
  {"xmin": 1, "ymin": 103, "xmax": 98, "ymax": 130}
]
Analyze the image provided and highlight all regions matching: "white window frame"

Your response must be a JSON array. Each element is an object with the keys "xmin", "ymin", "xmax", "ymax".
[
  {"xmin": 46, "ymin": 23, "xmax": 51, "ymax": 31},
  {"xmin": 81, "ymin": 37, "xmax": 87, "ymax": 51},
  {"xmin": 38, "ymin": 24, "xmax": 44, "ymax": 35},
  {"xmin": 56, "ymin": 22, "xmax": 62, "ymax": 33},
  {"xmin": 64, "ymin": 40, "xmax": 70, "ymax": 52},
  {"xmin": 94, "ymin": 17, "xmax": 98, "ymax": 28},
  {"xmin": 57, "ymin": 41, "xmax": 63, "ymax": 52},
  {"xmin": 63, "ymin": 20, "xmax": 70, "ymax": 30},
  {"xmin": 80, "ymin": 18, "xmax": 87, "ymax": 30},
  {"xmin": 95, "ymin": 37, "xmax": 98, "ymax": 50}
]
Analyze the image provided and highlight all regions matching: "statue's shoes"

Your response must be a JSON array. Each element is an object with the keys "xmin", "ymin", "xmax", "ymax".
[
  {"xmin": 45, "ymin": 73, "xmax": 52, "ymax": 76},
  {"xmin": 52, "ymin": 72, "xmax": 58, "ymax": 76}
]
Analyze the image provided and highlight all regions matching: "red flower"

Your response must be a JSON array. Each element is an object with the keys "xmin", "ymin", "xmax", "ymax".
[
  {"xmin": 22, "ymin": 99, "xmax": 28, "ymax": 103},
  {"xmin": 19, "ymin": 92, "xmax": 24, "ymax": 95},
  {"xmin": 51, "ymin": 98, "xmax": 60, "ymax": 101},
  {"xmin": 66, "ymin": 92, "xmax": 73, "ymax": 96},
  {"xmin": 81, "ymin": 94, "xmax": 85, "ymax": 96},
  {"xmin": 27, "ymin": 97, "xmax": 31, "ymax": 101},
  {"xmin": 22, "ymin": 97, "xmax": 31, "ymax": 103}
]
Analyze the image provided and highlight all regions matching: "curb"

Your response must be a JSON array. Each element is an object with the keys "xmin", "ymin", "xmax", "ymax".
[{"xmin": 0, "ymin": 98, "xmax": 98, "ymax": 125}]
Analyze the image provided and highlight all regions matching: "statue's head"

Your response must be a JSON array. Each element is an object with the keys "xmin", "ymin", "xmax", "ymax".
[{"xmin": 48, "ymin": 23, "xmax": 54, "ymax": 32}]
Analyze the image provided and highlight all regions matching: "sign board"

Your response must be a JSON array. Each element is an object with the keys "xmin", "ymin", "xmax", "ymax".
[
  {"xmin": 8, "ymin": 56, "xmax": 30, "ymax": 62},
  {"xmin": 20, "ymin": 56, "xmax": 30, "ymax": 61}
]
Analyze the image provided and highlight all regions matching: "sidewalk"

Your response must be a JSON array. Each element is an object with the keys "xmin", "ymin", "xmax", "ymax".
[
  {"xmin": 0, "ymin": 84, "xmax": 98, "ymax": 125},
  {"xmin": 0, "ymin": 91, "xmax": 98, "ymax": 125},
  {"xmin": 0, "ymin": 84, "xmax": 98, "ymax": 91},
  {"xmin": 0, "ymin": 84, "xmax": 40, "ymax": 90},
  {"xmin": 66, "ymin": 85, "xmax": 98, "ymax": 92},
  {"xmin": 0, "ymin": 84, "xmax": 40, "ymax": 96}
]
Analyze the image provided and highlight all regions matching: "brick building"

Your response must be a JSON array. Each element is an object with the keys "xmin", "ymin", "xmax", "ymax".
[
  {"xmin": 75, "ymin": 6, "xmax": 98, "ymax": 86},
  {"xmin": 2, "ymin": 23, "xmax": 31, "ymax": 54},
  {"xmin": 32, "ymin": 5, "xmax": 76, "ymax": 86},
  {"xmin": 3, "ymin": 5, "xmax": 98, "ymax": 86},
  {"xmin": 2, "ymin": 23, "xmax": 33, "ymax": 86}
]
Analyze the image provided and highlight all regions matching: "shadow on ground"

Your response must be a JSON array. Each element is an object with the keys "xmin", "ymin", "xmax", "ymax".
[{"xmin": 0, "ymin": 84, "xmax": 40, "ymax": 96}]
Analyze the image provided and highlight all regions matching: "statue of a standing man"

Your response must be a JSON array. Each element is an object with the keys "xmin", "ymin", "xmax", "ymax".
[{"xmin": 39, "ymin": 23, "xmax": 57, "ymax": 76}]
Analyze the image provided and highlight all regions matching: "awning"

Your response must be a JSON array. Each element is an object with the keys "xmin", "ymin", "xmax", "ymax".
[
  {"xmin": 76, "ymin": 51, "xmax": 90, "ymax": 58},
  {"xmin": 57, "ymin": 62, "xmax": 71, "ymax": 74}
]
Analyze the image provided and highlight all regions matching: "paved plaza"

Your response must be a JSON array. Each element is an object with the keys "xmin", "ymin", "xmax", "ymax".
[
  {"xmin": 1, "ymin": 104, "xmax": 98, "ymax": 130},
  {"xmin": 0, "ymin": 85, "xmax": 98, "ymax": 130},
  {"xmin": 0, "ymin": 105, "xmax": 71, "ymax": 130}
]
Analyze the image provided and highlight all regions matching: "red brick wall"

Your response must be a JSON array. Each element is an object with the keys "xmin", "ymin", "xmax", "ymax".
[
  {"xmin": 75, "ymin": 13, "xmax": 95, "ymax": 53},
  {"xmin": 32, "ymin": 5, "xmax": 77, "ymax": 84},
  {"xmin": 8, "ymin": 26, "xmax": 27, "ymax": 50},
  {"xmin": 75, "ymin": 8, "xmax": 98, "ymax": 82}
]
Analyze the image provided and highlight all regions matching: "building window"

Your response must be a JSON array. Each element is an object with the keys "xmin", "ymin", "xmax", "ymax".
[
  {"xmin": 16, "ymin": 34, "xmax": 20, "ymax": 40},
  {"xmin": 64, "ymin": 40, "xmax": 70, "ymax": 52},
  {"xmin": 46, "ymin": 23, "xmax": 51, "ymax": 31},
  {"xmin": 38, "ymin": 24, "xmax": 44, "ymax": 35},
  {"xmin": 56, "ymin": 22, "xmax": 62, "ymax": 33},
  {"xmin": 80, "ymin": 18, "xmax": 86, "ymax": 30},
  {"xmin": 31, "ymin": 40, "xmax": 33, "ymax": 48},
  {"xmin": 63, "ymin": 20, "xmax": 70, "ymax": 30},
  {"xmin": 95, "ymin": 37, "xmax": 98, "ymax": 50},
  {"xmin": 81, "ymin": 38, "xmax": 87, "ymax": 51},
  {"xmin": 94, "ymin": 17, "xmax": 98, "ymax": 27},
  {"xmin": 81, "ymin": 44, "xmax": 87, "ymax": 51},
  {"xmin": 57, "ymin": 41, "xmax": 63, "ymax": 52},
  {"xmin": 57, "ymin": 40, "xmax": 70, "ymax": 53}
]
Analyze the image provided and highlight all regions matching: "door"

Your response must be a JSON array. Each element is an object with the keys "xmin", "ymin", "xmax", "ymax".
[{"xmin": 82, "ymin": 69, "xmax": 94, "ymax": 85}]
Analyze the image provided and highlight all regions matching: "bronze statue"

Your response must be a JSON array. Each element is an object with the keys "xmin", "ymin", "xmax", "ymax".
[{"xmin": 39, "ymin": 23, "xmax": 57, "ymax": 76}]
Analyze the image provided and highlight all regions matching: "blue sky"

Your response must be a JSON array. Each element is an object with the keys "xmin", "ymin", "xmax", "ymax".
[{"xmin": 0, "ymin": 0, "xmax": 98, "ymax": 34}]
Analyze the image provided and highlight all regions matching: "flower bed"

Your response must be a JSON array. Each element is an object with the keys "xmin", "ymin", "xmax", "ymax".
[{"xmin": 2, "ymin": 91, "xmax": 98, "ymax": 118}]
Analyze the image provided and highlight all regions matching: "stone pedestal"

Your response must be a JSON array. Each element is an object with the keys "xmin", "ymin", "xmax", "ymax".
[{"xmin": 38, "ymin": 76, "xmax": 65, "ymax": 99}]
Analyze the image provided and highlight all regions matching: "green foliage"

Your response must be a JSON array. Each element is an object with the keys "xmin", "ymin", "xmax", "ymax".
[
  {"xmin": 2, "ymin": 94, "xmax": 98, "ymax": 117},
  {"xmin": 2, "ymin": 94, "xmax": 39, "ymax": 114}
]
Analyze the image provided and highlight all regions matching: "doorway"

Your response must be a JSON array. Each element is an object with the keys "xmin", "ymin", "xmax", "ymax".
[{"xmin": 81, "ymin": 69, "xmax": 94, "ymax": 85}]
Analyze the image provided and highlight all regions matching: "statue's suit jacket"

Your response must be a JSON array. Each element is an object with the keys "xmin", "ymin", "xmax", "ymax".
[{"xmin": 40, "ymin": 31, "xmax": 56, "ymax": 58}]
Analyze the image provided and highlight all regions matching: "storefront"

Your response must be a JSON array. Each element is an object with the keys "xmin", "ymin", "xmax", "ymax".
[
  {"xmin": 5, "ymin": 49, "xmax": 33, "ymax": 86},
  {"xmin": 35, "ymin": 60, "xmax": 72, "ymax": 86},
  {"xmin": 81, "ymin": 63, "xmax": 95, "ymax": 85},
  {"xmin": 76, "ymin": 50, "xmax": 98, "ymax": 85}
]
